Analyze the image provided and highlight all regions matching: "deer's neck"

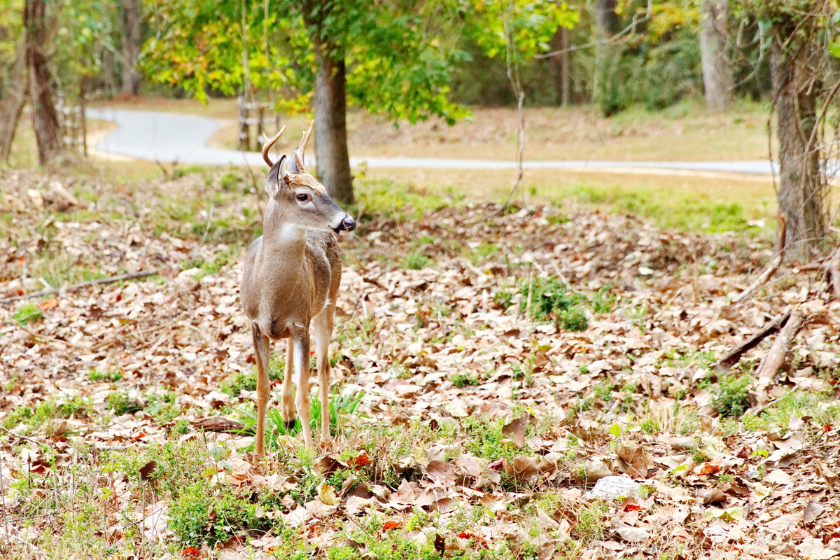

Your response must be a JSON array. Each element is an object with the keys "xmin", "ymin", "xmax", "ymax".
[{"xmin": 260, "ymin": 207, "xmax": 308, "ymax": 280}]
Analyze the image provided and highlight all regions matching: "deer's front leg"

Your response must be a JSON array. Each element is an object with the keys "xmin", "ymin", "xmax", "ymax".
[
  {"xmin": 313, "ymin": 311, "xmax": 332, "ymax": 443},
  {"xmin": 292, "ymin": 327, "xmax": 313, "ymax": 451},
  {"xmin": 252, "ymin": 324, "xmax": 272, "ymax": 458}
]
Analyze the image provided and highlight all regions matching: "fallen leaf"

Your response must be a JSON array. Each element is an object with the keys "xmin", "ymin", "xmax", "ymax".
[
  {"xmin": 502, "ymin": 414, "xmax": 532, "ymax": 448},
  {"xmin": 383, "ymin": 519, "xmax": 402, "ymax": 530},
  {"xmin": 616, "ymin": 445, "xmax": 649, "ymax": 478}
]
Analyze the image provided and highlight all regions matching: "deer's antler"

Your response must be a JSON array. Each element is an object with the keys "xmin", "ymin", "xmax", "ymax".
[
  {"xmin": 261, "ymin": 126, "xmax": 287, "ymax": 167},
  {"xmin": 294, "ymin": 121, "xmax": 314, "ymax": 174}
]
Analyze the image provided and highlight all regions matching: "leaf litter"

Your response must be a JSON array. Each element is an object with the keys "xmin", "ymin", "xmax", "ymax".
[{"xmin": 0, "ymin": 168, "xmax": 839, "ymax": 558}]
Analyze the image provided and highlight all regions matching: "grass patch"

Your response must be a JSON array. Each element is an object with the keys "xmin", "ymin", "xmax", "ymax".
[
  {"xmin": 1, "ymin": 396, "xmax": 92, "ymax": 433},
  {"xmin": 710, "ymin": 374, "xmax": 752, "ymax": 418},
  {"xmin": 553, "ymin": 181, "xmax": 762, "ymax": 233},
  {"xmin": 495, "ymin": 275, "xmax": 588, "ymax": 332},
  {"xmin": 12, "ymin": 303, "xmax": 43, "ymax": 325},
  {"xmin": 352, "ymin": 178, "xmax": 462, "ymax": 222}
]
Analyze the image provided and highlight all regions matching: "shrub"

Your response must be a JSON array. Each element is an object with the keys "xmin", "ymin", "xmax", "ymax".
[
  {"xmin": 711, "ymin": 374, "xmax": 752, "ymax": 417},
  {"xmin": 517, "ymin": 276, "xmax": 588, "ymax": 331}
]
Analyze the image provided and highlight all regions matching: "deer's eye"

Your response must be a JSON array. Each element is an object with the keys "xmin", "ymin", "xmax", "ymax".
[{"xmin": 296, "ymin": 193, "xmax": 309, "ymax": 202}]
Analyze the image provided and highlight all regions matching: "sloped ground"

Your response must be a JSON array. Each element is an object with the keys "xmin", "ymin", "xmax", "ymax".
[{"xmin": 0, "ymin": 168, "xmax": 838, "ymax": 559}]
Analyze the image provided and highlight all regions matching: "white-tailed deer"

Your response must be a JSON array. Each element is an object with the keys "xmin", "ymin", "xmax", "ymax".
[{"xmin": 241, "ymin": 122, "xmax": 356, "ymax": 455}]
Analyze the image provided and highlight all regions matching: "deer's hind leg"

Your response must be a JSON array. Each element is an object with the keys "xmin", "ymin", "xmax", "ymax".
[
  {"xmin": 313, "ymin": 308, "xmax": 334, "ymax": 442},
  {"xmin": 280, "ymin": 337, "xmax": 296, "ymax": 430},
  {"xmin": 252, "ymin": 323, "xmax": 272, "ymax": 458}
]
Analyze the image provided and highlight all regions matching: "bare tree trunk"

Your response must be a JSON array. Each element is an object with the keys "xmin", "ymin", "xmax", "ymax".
[
  {"xmin": 121, "ymin": 0, "xmax": 142, "ymax": 95},
  {"xmin": 700, "ymin": 0, "xmax": 732, "ymax": 112},
  {"xmin": 772, "ymin": 41, "xmax": 825, "ymax": 262},
  {"xmin": 313, "ymin": 45, "xmax": 353, "ymax": 204},
  {"xmin": 594, "ymin": 0, "xmax": 620, "ymax": 36},
  {"xmin": 549, "ymin": 27, "xmax": 571, "ymax": 107},
  {"xmin": 0, "ymin": 41, "xmax": 27, "ymax": 161},
  {"xmin": 24, "ymin": 0, "xmax": 62, "ymax": 165}
]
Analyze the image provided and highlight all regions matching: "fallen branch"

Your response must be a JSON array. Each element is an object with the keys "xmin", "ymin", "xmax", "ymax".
[
  {"xmin": 732, "ymin": 214, "xmax": 786, "ymax": 304},
  {"xmin": 754, "ymin": 308, "xmax": 807, "ymax": 405},
  {"xmin": 713, "ymin": 312, "xmax": 791, "ymax": 373},
  {"xmin": 0, "ymin": 270, "xmax": 159, "ymax": 305},
  {"xmin": 15, "ymin": 324, "xmax": 89, "ymax": 350}
]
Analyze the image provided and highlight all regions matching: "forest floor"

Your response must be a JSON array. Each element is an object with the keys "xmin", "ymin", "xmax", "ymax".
[{"xmin": 0, "ymin": 165, "xmax": 838, "ymax": 560}]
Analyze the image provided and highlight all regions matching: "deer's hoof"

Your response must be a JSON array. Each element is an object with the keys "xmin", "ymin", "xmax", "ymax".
[{"xmin": 284, "ymin": 418, "xmax": 297, "ymax": 430}]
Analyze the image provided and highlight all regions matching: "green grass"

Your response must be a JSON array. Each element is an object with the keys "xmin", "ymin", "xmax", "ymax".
[
  {"xmin": 87, "ymin": 368, "xmax": 123, "ymax": 383},
  {"xmin": 710, "ymin": 374, "xmax": 753, "ymax": 418},
  {"xmin": 501, "ymin": 275, "xmax": 589, "ymax": 331},
  {"xmin": 403, "ymin": 251, "xmax": 431, "ymax": 270},
  {"xmin": 351, "ymin": 178, "xmax": 463, "ymax": 222},
  {"xmin": 551, "ymin": 181, "xmax": 767, "ymax": 233},
  {"xmin": 12, "ymin": 303, "xmax": 43, "ymax": 325},
  {"xmin": 451, "ymin": 372, "xmax": 480, "ymax": 388},
  {"xmin": 1, "ymin": 396, "xmax": 93, "ymax": 433}
]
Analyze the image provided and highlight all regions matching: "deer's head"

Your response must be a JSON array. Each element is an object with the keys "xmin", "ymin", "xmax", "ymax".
[{"xmin": 261, "ymin": 122, "xmax": 356, "ymax": 234}]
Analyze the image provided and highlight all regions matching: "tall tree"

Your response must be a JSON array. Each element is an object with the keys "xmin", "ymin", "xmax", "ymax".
[
  {"xmin": 594, "ymin": 0, "xmax": 620, "ymax": 36},
  {"xmin": 700, "ymin": 0, "xmax": 732, "ymax": 111},
  {"xmin": 144, "ymin": 0, "xmax": 472, "ymax": 204},
  {"xmin": 549, "ymin": 26, "xmax": 571, "ymax": 106},
  {"xmin": 143, "ymin": 0, "xmax": 575, "ymax": 203},
  {"xmin": 0, "ymin": 3, "xmax": 26, "ymax": 161},
  {"xmin": 24, "ymin": 0, "xmax": 62, "ymax": 165},
  {"xmin": 733, "ymin": 0, "xmax": 830, "ymax": 260},
  {"xmin": 121, "ymin": 0, "xmax": 141, "ymax": 95}
]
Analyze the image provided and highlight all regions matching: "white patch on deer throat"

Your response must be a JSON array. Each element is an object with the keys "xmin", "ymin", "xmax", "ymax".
[
  {"xmin": 330, "ymin": 212, "xmax": 347, "ymax": 229},
  {"xmin": 279, "ymin": 223, "xmax": 304, "ymax": 242}
]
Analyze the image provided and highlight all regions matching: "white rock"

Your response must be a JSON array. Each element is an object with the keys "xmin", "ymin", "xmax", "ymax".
[{"xmin": 584, "ymin": 476, "xmax": 641, "ymax": 500}]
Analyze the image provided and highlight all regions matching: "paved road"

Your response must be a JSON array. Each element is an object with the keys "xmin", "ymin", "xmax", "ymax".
[{"xmin": 87, "ymin": 108, "xmax": 778, "ymax": 175}]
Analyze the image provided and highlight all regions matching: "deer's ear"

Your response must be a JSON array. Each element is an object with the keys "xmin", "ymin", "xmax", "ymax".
[{"xmin": 265, "ymin": 155, "xmax": 287, "ymax": 197}]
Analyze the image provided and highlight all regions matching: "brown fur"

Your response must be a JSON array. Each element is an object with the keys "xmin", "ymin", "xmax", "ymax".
[{"xmin": 241, "ymin": 123, "xmax": 353, "ymax": 455}]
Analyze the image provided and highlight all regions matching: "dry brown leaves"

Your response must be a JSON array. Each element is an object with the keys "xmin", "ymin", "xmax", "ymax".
[{"xmin": 1, "ymin": 168, "xmax": 839, "ymax": 558}]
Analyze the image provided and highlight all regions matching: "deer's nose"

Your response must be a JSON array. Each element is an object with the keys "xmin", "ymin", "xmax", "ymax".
[{"xmin": 341, "ymin": 215, "xmax": 356, "ymax": 232}]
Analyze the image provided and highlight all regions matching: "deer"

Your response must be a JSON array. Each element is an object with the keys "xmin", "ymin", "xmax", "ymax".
[{"xmin": 240, "ymin": 121, "xmax": 356, "ymax": 456}]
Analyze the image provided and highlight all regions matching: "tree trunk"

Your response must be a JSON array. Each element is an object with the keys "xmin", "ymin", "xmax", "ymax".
[
  {"xmin": 549, "ymin": 27, "xmax": 571, "ymax": 107},
  {"xmin": 314, "ymin": 47, "xmax": 353, "ymax": 204},
  {"xmin": 24, "ymin": 0, "xmax": 62, "ymax": 165},
  {"xmin": 772, "ymin": 41, "xmax": 825, "ymax": 262},
  {"xmin": 594, "ymin": 0, "xmax": 620, "ymax": 37},
  {"xmin": 0, "ymin": 41, "xmax": 27, "ymax": 161},
  {"xmin": 700, "ymin": 0, "xmax": 732, "ymax": 112},
  {"xmin": 121, "ymin": 0, "xmax": 142, "ymax": 95}
]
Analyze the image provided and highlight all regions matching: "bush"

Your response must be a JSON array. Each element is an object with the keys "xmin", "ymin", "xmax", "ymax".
[
  {"xmin": 517, "ymin": 276, "xmax": 588, "ymax": 331},
  {"xmin": 711, "ymin": 374, "xmax": 752, "ymax": 417}
]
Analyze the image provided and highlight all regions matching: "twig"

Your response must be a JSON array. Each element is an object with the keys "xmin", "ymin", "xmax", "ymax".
[
  {"xmin": 0, "ymin": 426, "xmax": 53, "ymax": 450},
  {"xmin": 489, "ymin": 0, "xmax": 526, "ymax": 217},
  {"xmin": 525, "ymin": 270, "xmax": 534, "ymax": 321},
  {"xmin": 732, "ymin": 214, "xmax": 786, "ymax": 304},
  {"xmin": 754, "ymin": 308, "xmax": 807, "ymax": 405},
  {"xmin": 713, "ymin": 312, "xmax": 791, "ymax": 373},
  {"xmin": 652, "ymin": 289, "xmax": 682, "ymax": 322},
  {"xmin": 550, "ymin": 261, "xmax": 572, "ymax": 289},
  {"xmin": 200, "ymin": 205, "xmax": 215, "ymax": 245},
  {"xmin": 535, "ymin": 0, "xmax": 652, "ymax": 59},
  {"xmin": 0, "ymin": 270, "xmax": 159, "ymax": 304},
  {"xmin": 14, "ymin": 324, "xmax": 89, "ymax": 350}
]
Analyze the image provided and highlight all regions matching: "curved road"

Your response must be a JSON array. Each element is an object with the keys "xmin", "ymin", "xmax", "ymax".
[{"xmin": 87, "ymin": 108, "xmax": 778, "ymax": 175}]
